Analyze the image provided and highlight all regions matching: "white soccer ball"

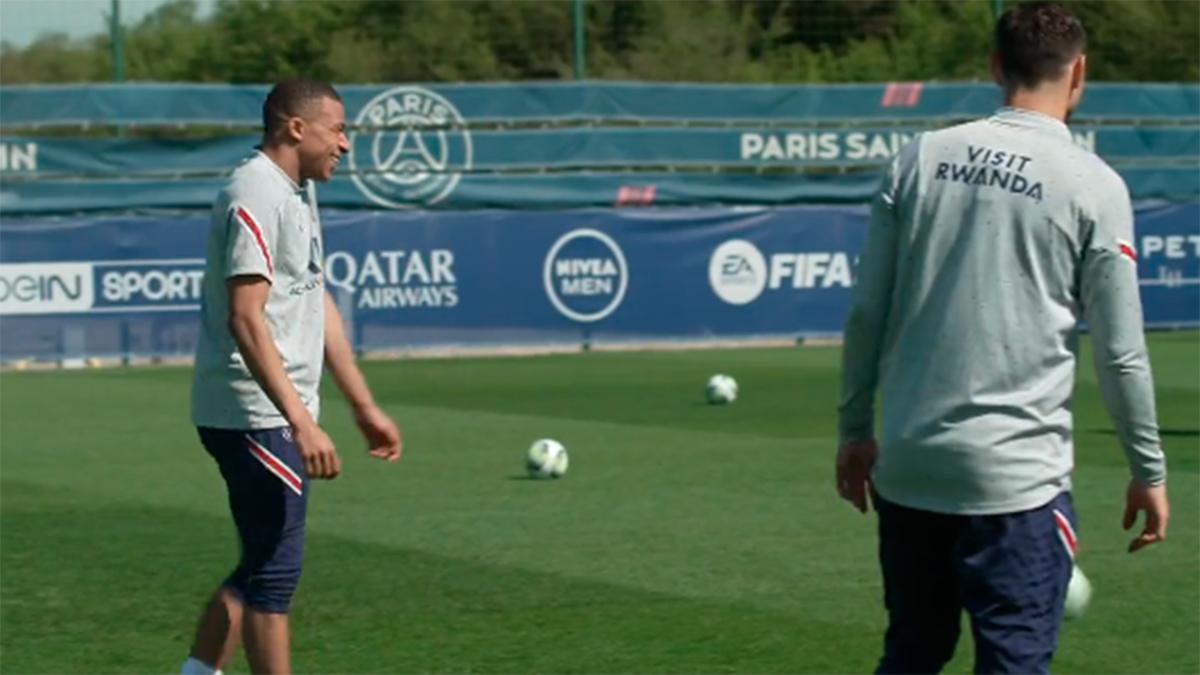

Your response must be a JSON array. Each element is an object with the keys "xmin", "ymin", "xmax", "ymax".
[
  {"xmin": 705, "ymin": 374, "xmax": 738, "ymax": 405},
  {"xmin": 1064, "ymin": 563, "xmax": 1092, "ymax": 619},
  {"xmin": 525, "ymin": 438, "xmax": 569, "ymax": 479}
]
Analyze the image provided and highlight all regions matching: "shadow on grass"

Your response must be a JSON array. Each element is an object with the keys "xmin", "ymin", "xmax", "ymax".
[{"xmin": 0, "ymin": 479, "xmax": 864, "ymax": 674}]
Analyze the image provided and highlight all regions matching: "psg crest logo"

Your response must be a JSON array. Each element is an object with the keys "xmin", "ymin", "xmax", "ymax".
[{"xmin": 348, "ymin": 86, "xmax": 473, "ymax": 208}]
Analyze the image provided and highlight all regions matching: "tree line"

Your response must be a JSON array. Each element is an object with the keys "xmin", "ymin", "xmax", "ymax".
[{"xmin": 1, "ymin": 0, "xmax": 1196, "ymax": 85}]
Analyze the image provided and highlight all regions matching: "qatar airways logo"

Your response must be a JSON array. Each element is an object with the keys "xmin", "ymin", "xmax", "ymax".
[{"xmin": 323, "ymin": 249, "xmax": 458, "ymax": 310}]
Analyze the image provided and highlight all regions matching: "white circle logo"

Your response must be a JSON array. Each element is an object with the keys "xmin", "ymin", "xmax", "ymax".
[
  {"xmin": 349, "ymin": 86, "xmax": 473, "ymax": 208},
  {"xmin": 709, "ymin": 239, "xmax": 767, "ymax": 305},
  {"xmin": 543, "ymin": 229, "xmax": 628, "ymax": 323}
]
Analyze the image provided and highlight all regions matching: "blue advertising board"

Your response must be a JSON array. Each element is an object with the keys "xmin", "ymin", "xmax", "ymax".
[{"xmin": 1, "ymin": 203, "xmax": 1195, "ymax": 363}]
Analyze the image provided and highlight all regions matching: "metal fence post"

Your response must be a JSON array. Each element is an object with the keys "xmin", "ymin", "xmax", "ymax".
[
  {"xmin": 573, "ymin": 0, "xmax": 586, "ymax": 80},
  {"xmin": 111, "ymin": 0, "xmax": 125, "ymax": 82}
]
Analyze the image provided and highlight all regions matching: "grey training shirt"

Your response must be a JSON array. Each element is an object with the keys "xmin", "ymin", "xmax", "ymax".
[
  {"xmin": 839, "ymin": 107, "xmax": 1166, "ymax": 515},
  {"xmin": 192, "ymin": 151, "xmax": 326, "ymax": 430}
]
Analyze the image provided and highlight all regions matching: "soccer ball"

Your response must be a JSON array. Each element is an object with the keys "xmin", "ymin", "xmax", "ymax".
[
  {"xmin": 526, "ymin": 438, "xmax": 569, "ymax": 478},
  {"xmin": 1064, "ymin": 563, "xmax": 1092, "ymax": 619},
  {"xmin": 705, "ymin": 374, "xmax": 738, "ymax": 404}
]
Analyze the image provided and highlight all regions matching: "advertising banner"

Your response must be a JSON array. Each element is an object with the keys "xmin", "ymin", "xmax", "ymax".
[{"xmin": 2, "ymin": 203, "xmax": 1194, "ymax": 362}]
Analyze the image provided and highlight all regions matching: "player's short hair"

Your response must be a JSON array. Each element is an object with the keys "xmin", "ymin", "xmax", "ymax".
[
  {"xmin": 995, "ymin": 2, "xmax": 1087, "ymax": 89},
  {"xmin": 262, "ymin": 79, "xmax": 342, "ymax": 137}
]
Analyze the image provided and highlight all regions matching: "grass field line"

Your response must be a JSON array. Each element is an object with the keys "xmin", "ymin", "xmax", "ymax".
[
  {"xmin": 0, "ymin": 337, "xmax": 1195, "ymax": 673},
  {"xmin": 0, "ymin": 477, "xmax": 886, "ymax": 624},
  {"xmin": 8, "ymin": 418, "xmax": 1192, "ymax": 616},
  {"xmin": 5, "ymin": 397, "xmax": 1182, "ymax": 534},
  {"xmin": 1, "ymin": 490, "xmax": 894, "ymax": 673}
]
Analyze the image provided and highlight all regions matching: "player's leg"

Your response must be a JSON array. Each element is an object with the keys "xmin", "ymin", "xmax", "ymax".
[
  {"xmin": 958, "ymin": 492, "xmax": 1075, "ymax": 674},
  {"xmin": 244, "ymin": 609, "xmax": 292, "ymax": 673},
  {"xmin": 185, "ymin": 427, "xmax": 252, "ymax": 673},
  {"xmin": 184, "ymin": 586, "xmax": 243, "ymax": 671},
  {"xmin": 874, "ymin": 493, "xmax": 965, "ymax": 674},
  {"xmin": 199, "ymin": 426, "xmax": 309, "ymax": 674}
]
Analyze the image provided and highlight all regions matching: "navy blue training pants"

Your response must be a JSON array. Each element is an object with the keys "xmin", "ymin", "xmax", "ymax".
[
  {"xmin": 874, "ymin": 491, "xmax": 1077, "ymax": 674},
  {"xmin": 198, "ymin": 426, "xmax": 308, "ymax": 614}
]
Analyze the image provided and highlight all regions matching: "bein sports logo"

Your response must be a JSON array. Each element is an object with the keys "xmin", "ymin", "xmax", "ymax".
[
  {"xmin": 709, "ymin": 240, "xmax": 767, "ymax": 305},
  {"xmin": 0, "ymin": 261, "xmax": 205, "ymax": 315},
  {"xmin": 0, "ymin": 263, "xmax": 94, "ymax": 315},
  {"xmin": 349, "ymin": 86, "xmax": 473, "ymax": 208},
  {"xmin": 543, "ymin": 229, "xmax": 628, "ymax": 323}
]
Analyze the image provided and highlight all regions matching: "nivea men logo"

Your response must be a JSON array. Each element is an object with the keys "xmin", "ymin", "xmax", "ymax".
[
  {"xmin": 349, "ymin": 86, "xmax": 473, "ymax": 208},
  {"xmin": 543, "ymin": 229, "xmax": 628, "ymax": 322},
  {"xmin": 0, "ymin": 263, "xmax": 93, "ymax": 315},
  {"xmin": 709, "ymin": 239, "xmax": 767, "ymax": 305}
]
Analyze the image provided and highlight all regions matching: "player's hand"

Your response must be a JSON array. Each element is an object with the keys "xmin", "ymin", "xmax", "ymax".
[
  {"xmin": 354, "ymin": 404, "xmax": 402, "ymax": 463},
  {"xmin": 1123, "ymin": 479, "xmax": 1169, "ymax": 553},
  {"xmin": 293, "ymin": 422, "xmax": 341, "ymax": 479},
  {"xmin": 836, "ymin": 439, "xmax": 878, "ymax": 514}
]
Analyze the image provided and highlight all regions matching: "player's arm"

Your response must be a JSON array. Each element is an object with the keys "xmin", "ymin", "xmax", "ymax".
[
  {"xmin": 835, "ymin": 151, "xmax": 904, "ymax": 512},
  {"xmin": 227, "ymin": 276, "xmax": 340, "ymax": 479},
  {"xmin": 224, "ymin": 202, "xmax": 339, "ymax": 478},
  {"xmin": 838, "ymin": 168, "xmax": 901, "ymax": 443},
  {"xmin": 323, "ymin": 292, "xmax": 401, "ymax": 462},
  {"xmin": 1078, "ymin": 179, "xmax": 1168, "ymax": 552},
  {"xmin": 228, "ymin": 277, "xmax": 311, "ymax": 428}
]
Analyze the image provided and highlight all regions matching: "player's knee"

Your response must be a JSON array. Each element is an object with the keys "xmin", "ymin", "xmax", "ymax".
[{"xmin": 226, "ymin": 564, "xmax": 302, "ymax": 614}]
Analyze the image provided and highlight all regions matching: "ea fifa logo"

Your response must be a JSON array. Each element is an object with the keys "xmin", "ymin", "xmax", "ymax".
[
  {"xmin": 709, "ymin": 239, "xmax": 767, "ymax": 305},
  {"xmin": 349, "ymin": 86, "xmax": 473, "ymax": 208}
]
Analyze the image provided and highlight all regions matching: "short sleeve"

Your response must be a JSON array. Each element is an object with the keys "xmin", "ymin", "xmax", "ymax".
[{"xmin": 225, "ymin": 203, "xmax": 278, "ymax": 282}]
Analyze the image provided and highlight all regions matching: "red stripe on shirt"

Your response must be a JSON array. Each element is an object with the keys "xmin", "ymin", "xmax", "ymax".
[
  {"xmin": 235, "ymin": 206, "xmax": 274, "ymax": 275},
  {"xmin": 1119, "ymin": 242, "xmax": 1138, "ymax": 263}
]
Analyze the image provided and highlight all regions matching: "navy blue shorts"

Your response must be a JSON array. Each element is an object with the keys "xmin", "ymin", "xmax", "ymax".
[
  {"xmin": 198, "ymin": 426, "xmax": 308, "ymax": 614},
  {"xmin": 874, "ymin": 491, "xmax": 1077, "ymax": 674}
]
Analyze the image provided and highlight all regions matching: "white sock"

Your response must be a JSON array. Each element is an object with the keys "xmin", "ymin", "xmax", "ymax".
[{"xmin": 181, "ymin": 656, "xmax": 223, "ymax": 675}]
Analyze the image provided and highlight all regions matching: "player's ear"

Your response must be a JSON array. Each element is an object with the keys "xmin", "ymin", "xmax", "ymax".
[
  {"xmin": 286, "ymin": 115, "xmax": 305, "ymax": 144},
  {"xmin": 1069, "ymin": 53, "xmax": 1086, "ymax": 91},
  {"xmin": 1066, "ymin": 53, "xmax": 1086, "ymax": 110}
]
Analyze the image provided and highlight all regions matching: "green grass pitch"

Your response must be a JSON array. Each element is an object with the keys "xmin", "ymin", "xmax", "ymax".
[{"xmin": 2, "ymin": 333, "xmax": 1197, "ymax": 673}]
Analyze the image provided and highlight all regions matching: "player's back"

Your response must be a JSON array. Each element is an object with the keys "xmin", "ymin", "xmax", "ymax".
[{"xmin": 872, "ymin": 107, "xmax": 1127, "ymax": 514}]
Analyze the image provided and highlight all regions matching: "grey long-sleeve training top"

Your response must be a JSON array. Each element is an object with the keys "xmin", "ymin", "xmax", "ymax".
[{"xmin": 839, "ymin": 106, "xmax": 1166, "ymax": 515}]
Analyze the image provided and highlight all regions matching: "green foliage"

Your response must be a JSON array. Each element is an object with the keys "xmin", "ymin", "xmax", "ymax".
[
  {"xmin": 0, "ymin": 0, "xmax": 1196, "ymax": 84},
  {"xmin": 121, "ymin": 0, "xmax": 206, "ymax": 81},
  {"xmin": 0, "ymin": 33, "xmax": 109, "ymax": 83},
  {"xmin": 1067, "ymin": 0, "xmax": 1200, "ymax": 83}
]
